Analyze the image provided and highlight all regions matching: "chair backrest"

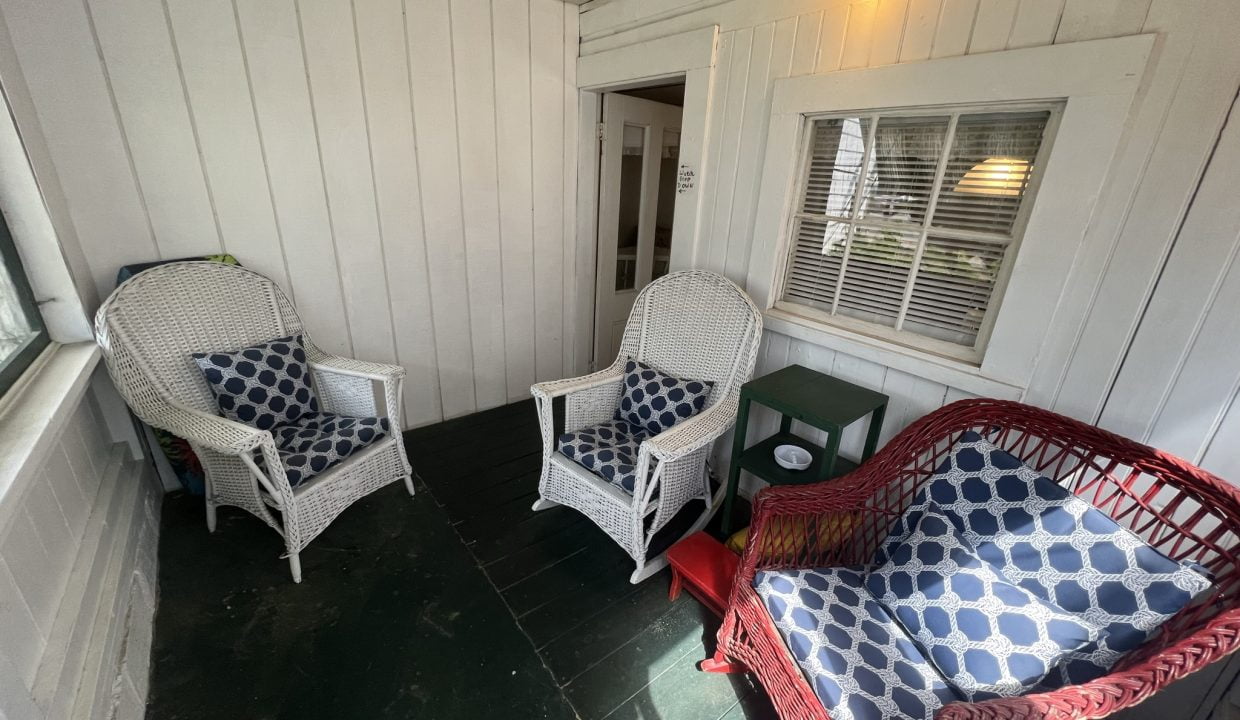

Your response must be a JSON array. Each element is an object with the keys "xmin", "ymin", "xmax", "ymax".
[
  {"xmin": 95, "ymin": 261, "xmax": 304, "ymax": 423},
  {"xmin": 615, "ymin": 270, "xmax": 763, "ymax": 407}
]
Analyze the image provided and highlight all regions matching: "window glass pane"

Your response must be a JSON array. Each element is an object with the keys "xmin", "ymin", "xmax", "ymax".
[
  {"xmin": 904, "ymin": 234, "xmax": 1007, "ymax": 345},
  {"xmin": 0, "ymin": 213, "xmax": 47, "ymax": 395},
  {"xmin": 784, "ymin": 218, "xmax": 850, "ymax": 310},
  {"xmin": 801, "ymin": 117, "xmax": 871, "ymax": 217},
  {"xmin": 860, "ymin": 115, "xmax": 949, "ymax": 224},
  {"xmin": 615, "ymin": 123, "xmax": 646, "ymax": 291},
  {"xmin": 652, "ymin": 128, "xmax": 679, "ymax": 282},
  {"xmin": 932, "ymin": 110, "xmax": 1049, "ymax": 234},
  {"xmin": 0, "ymin": 264, "xmax": 39, "ymax": 363},
  {"xmin": 835, "ymin": 225, "xmax": 919, "ymax": 327}
]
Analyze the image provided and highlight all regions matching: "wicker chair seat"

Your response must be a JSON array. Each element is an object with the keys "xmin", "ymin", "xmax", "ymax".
[{"xmin": 268, "ymin": 412, "xmax": 391, "ymax": 488}]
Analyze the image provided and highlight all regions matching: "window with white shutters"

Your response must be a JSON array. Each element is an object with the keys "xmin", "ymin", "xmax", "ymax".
[{"xmin": 778, "ymin": 104, "xmax": 1059, "ymax": 363}]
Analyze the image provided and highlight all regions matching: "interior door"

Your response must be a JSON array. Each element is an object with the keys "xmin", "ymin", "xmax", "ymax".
[{"xmin": 594, "ymin": 93, "xmax": 682, "ymax": 365}]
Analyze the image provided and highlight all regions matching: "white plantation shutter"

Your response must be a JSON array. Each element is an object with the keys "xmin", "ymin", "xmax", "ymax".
[{"xmin": 782, "ymin": 106, "xmax": 1054, "ymax": 357}]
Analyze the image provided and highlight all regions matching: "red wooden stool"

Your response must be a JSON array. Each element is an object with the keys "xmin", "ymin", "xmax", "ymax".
[
  {"xmin": 667, "ymin": 531, "xmax": 738, "ymax": 616},
  {"xmin": 667, "ymin": 531, "xmax": 749, "ymax": 673}
]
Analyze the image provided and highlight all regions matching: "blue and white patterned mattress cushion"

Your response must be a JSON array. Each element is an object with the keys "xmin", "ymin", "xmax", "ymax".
[
  {"xmin": 881, "ymin": 430, "xmax": 1213, "ymax": 687},
  {"xmin": 556, "ymin": 418, "xmax": 650, "ymax": 495},
  {"xmin": 865, "ymin": 503, "xmax": 1101, "ymax": 700},
  {"xmin": 269, "ymin": 412, "xmax": 390, "ymax": 488},
  {"xmin": 755, "ymin": 566, "xmax": 962, "ymax": 720},
  {"xmin": 193, "ymin": 334, "xmax": 319, "ymax": 431},
  {"xmin": 615, "ymin": 358, "xmax": 714, "ymax": 436}
]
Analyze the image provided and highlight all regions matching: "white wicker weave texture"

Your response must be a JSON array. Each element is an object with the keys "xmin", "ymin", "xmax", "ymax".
[
  {"xmin": 95, "ymin": 261, "xmax": 414, "ymax": 582},
  {"xmin": 531, "ymin": 270, "xmax": 763, "ymax": 583}
]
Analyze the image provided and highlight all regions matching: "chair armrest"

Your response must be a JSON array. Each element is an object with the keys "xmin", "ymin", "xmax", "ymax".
[
  {"xmin": 158, "ymin": 401, "xmax": 269, "ymax": 456},
  {"xmin": 644, "ymin": 399, "xmax": 738, "ymax": 462},
  {"xmin": 309, "ymin": 353, "xmax": 406, "ymax": 382},
  {"xmin": 938, "ymin": 607, "xmax": 1240, "ymax": 719},
  {"xmin": 308, "ymin": 352, "xmax": 405, "ymax": 424},
  {"xmin": 530, "ymin": 367, "xmax": 624, "ymax": 401}
]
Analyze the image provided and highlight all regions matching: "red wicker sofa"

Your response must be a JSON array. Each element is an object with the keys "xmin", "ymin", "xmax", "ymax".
[{"xmin": 716, "ymin": 398, "xmax": 1240, "ymax": 719}]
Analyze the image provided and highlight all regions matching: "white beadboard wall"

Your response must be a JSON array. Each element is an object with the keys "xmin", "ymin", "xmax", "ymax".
[
  {"xmin": 579, "ymin": 0, "xmax": 1240, "ymax": 483},
  {"xmin": 0, "ymin": 369, "xmax": 161, "ymax": 720},
  {"xmin": 0, "ymin": 0, "xmax": 580, "ymax": 428}
]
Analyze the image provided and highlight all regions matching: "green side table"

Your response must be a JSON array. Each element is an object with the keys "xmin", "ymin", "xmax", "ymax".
[{"xmin": 721, "ymin": 364, "xmax": 889, "ymax": 535}]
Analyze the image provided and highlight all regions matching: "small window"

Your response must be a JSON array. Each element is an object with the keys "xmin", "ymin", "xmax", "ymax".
[
  {"xmin": 778, "ymin": 104, "xmax": 1059, "ymax": 362},
  {"xmin": 0, "ymin": 210, "xmax": 49, "ymax": 396}
]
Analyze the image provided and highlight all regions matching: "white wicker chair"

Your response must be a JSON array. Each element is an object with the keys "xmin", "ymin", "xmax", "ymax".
[
  {"xmin": 532, "ymin": 270, "xmax": 763, "ymax": 583},
  {"xmin": 95, "ymin": 261, "xmax": 413, "ymax": 582}
]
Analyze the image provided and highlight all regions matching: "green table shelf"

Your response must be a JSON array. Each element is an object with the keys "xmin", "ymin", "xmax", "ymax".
[{"xmin": 722, "ymin": 364, "xmax": 889, "ymax": 535}]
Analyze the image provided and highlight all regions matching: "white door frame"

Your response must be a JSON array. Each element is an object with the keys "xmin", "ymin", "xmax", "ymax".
[{"xmin": 570, "ymin": 25, "xmax": 719, "ymax": 373}]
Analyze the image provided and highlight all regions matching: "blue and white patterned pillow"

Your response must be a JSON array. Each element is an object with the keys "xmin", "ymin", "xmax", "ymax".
[
  {"xmin": 270, "ymin": 412, "xmax": 389, "ymax": 487},
  {"xmin": 887, "ymin": 431, "xmax": 1214, "ymax": 687},
  {"xmin": 866, "ymin": 504, "xmax": 1102, "ymax": 701},
  {"xmin": 755, "ymin": 566, "xmax": 963, "ymax": 720},
  {"xmin": 193, "ymin": 335, "xmax": 319, "ymax": 431},
  {"xmin": 614, "ymin": 358, "xmax": 713, "ymax": 436}
]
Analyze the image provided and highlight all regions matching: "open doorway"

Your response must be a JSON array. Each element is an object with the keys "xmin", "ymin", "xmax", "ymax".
[{"xmin": 593, "ymin": 82, "xmax": 685, "ymax": 365}]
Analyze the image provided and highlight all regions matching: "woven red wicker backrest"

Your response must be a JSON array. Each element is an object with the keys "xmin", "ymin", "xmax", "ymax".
[{"xmin": 743, "ymin": 398, "xmax": 1240, "ymax": 674}]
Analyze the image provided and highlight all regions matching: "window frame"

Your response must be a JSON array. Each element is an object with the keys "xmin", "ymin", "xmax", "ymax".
[
  {"xmin": 776, "ymin": 101, "xmax": 1064, "ymax": 364},
  {"xmin": 743, "ymin": 36, "xmax": 1155, "ymax": 398},
  {"xmin": 0, "ymin": 207, "xmax": 50, "ymax": 398}
]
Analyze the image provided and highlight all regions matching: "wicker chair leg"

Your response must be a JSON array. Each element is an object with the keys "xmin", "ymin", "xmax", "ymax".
[
  {"xmin": 401, "ymin": 473, "xmax": 415, "ymax": 497},
  {"xmin": 631, "ymin": 553, "xmax": 670, "ymax": 584},
  {"xmin": 205, "ymin": 500, "xmax": 217, "ymax": 533},
  {"xmin": 288, "ymin": 553, "xmax": 302, "ymax": 584}
]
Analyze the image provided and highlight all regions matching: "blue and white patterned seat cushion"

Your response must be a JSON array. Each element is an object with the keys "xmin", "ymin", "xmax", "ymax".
[
  {"xmin": 881, "ymin": 430, "xmax": 1213, "ymax": 687},
  {"xmin": 755, "ymin": 566, "xmax": 962, "ymax": 720},
  {"xmin": 865, "ymin": 504, "xmax": 1101, "ymax": 700},
  {"xmin": 556, "ymin": 418, "xmax": 650, "ymax": 494},
  {"xmin": 269, "ymin": 412, "xmax": 390, "ymax": 488},
  {"xmin": 615, "ymin": 358, "xmax": 714, "ymax": 436},
  {"xmin": 193, "ymin": 334, "xmax": 319, "ymax": 431}
]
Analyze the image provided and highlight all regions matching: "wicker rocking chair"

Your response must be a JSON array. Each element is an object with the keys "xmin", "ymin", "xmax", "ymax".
[
  {"xmin": 716, "ymin": 398, "xmax": 1240, "ymax": 719},
  {"xmin": 531, "ymin": 270, "xmax": 763, "ymax": 583},
  {"xmin": 95, "ymin": 261, "xmax": 413, "ymax": 582}
]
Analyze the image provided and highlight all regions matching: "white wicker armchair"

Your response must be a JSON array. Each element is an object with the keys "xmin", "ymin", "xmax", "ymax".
[
  {"xmin": 95, "ymin": 261, "xmax": 413, "ymax": 582},
  {"xmin": 532, "ymin": 270, "xmax": 762, "ymax": 583}
]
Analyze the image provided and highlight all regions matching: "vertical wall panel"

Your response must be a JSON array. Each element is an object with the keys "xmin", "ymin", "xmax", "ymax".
[
  {"xmin": 723, "ymin": 19, "xmax": 794, "ymax": 285},
  {"xmin": 1007, "ymin": 0, "xmax": 1065, "ymax": 49},
  {"xmin": 493, "ymin": 0, "xmax": 537, "ymax": 399},
  {"xmin": 0, "ymin": 0, "xmax": 157, "ymax": 300},
  {"xmin": 297, "ymin": 0, "xmax": 396, "ymax": 365},
  {"xmin": 815, "ymin": 4, "xmax": 849, "ymax": 72},
  {"xmin": 407, "ymin": 0, "xmax": 477, "ymax": 418},
  {"xmin": 234, "ymin": 0, "xmax": 351, "ymax": 356},
  {"xmin": 85, "ymin": 0, "xmax": 222, "ymax": 258},
  {"xmin": 790, "ymin": 12, "xmax": 824, "ymax": 77},
  {"xmin": 165, "ymin": 0, "xmax": 290, "ymax": 293},
  {"xmin": 869, "ymin": 0, "xmax": 910, "ymax": 66},
  {"xmin": 931, "ymin": 0, "xmax": 980, "ymax": 58},
  {"xmin": 703, "ymin": 28, "xmax": 752, "ymax": 274},
  {"xmin": 968, "ymin": 0, "xmax": 1018, "ymax": 53},
  {"xmin": 354, "ymin": 0, "xmax": 442, "ymax": 424},
  {"xmin": 531, "ymin": 0, "xmax": 567, "ymax": 383},
  {"xmin": 451, "ymin": 0, "xmax": 508, "ymax": 409},
  {"xmin": 840, "ymin": 1, "xmax": 878, "ymax": 69},
  {"xmin": 899, "ymin": 0, "xmax": 943, "ymax": 62}
]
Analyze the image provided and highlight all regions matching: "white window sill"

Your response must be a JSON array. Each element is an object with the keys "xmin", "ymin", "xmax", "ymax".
[
  {"xmin": 0, "ymin": 341, "xmax": 101, "ymax": 529},
  {"xmin": 762, "ymin": 307, "xmax": 1024, "ymax": 400}
]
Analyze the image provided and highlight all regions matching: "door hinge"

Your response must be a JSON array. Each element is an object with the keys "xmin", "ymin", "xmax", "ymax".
[{"xmin": 596, "ymin": 122, "xmax": 605, "ymax": 142}]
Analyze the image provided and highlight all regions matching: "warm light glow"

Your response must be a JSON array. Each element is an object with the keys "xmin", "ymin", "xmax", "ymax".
[{"xmin": 953, "ymin": 157, "xmax": 1030, "ymax": 196}]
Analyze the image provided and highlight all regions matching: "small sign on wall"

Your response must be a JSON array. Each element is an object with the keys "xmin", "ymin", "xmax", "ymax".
[{"xmin": 676, "ymin": 164, "xmax": 695, "ymax": 194}]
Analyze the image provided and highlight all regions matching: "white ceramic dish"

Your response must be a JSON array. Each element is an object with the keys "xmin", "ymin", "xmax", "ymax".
[{"xmin": 773, "ymin": 444, "xmax": 812, "ymax": 471}]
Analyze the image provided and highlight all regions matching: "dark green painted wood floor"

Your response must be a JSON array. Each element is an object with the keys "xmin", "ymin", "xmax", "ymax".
[{"xmin": 147, "ymin": 400, "xmax": 778, "ymax": 719}]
